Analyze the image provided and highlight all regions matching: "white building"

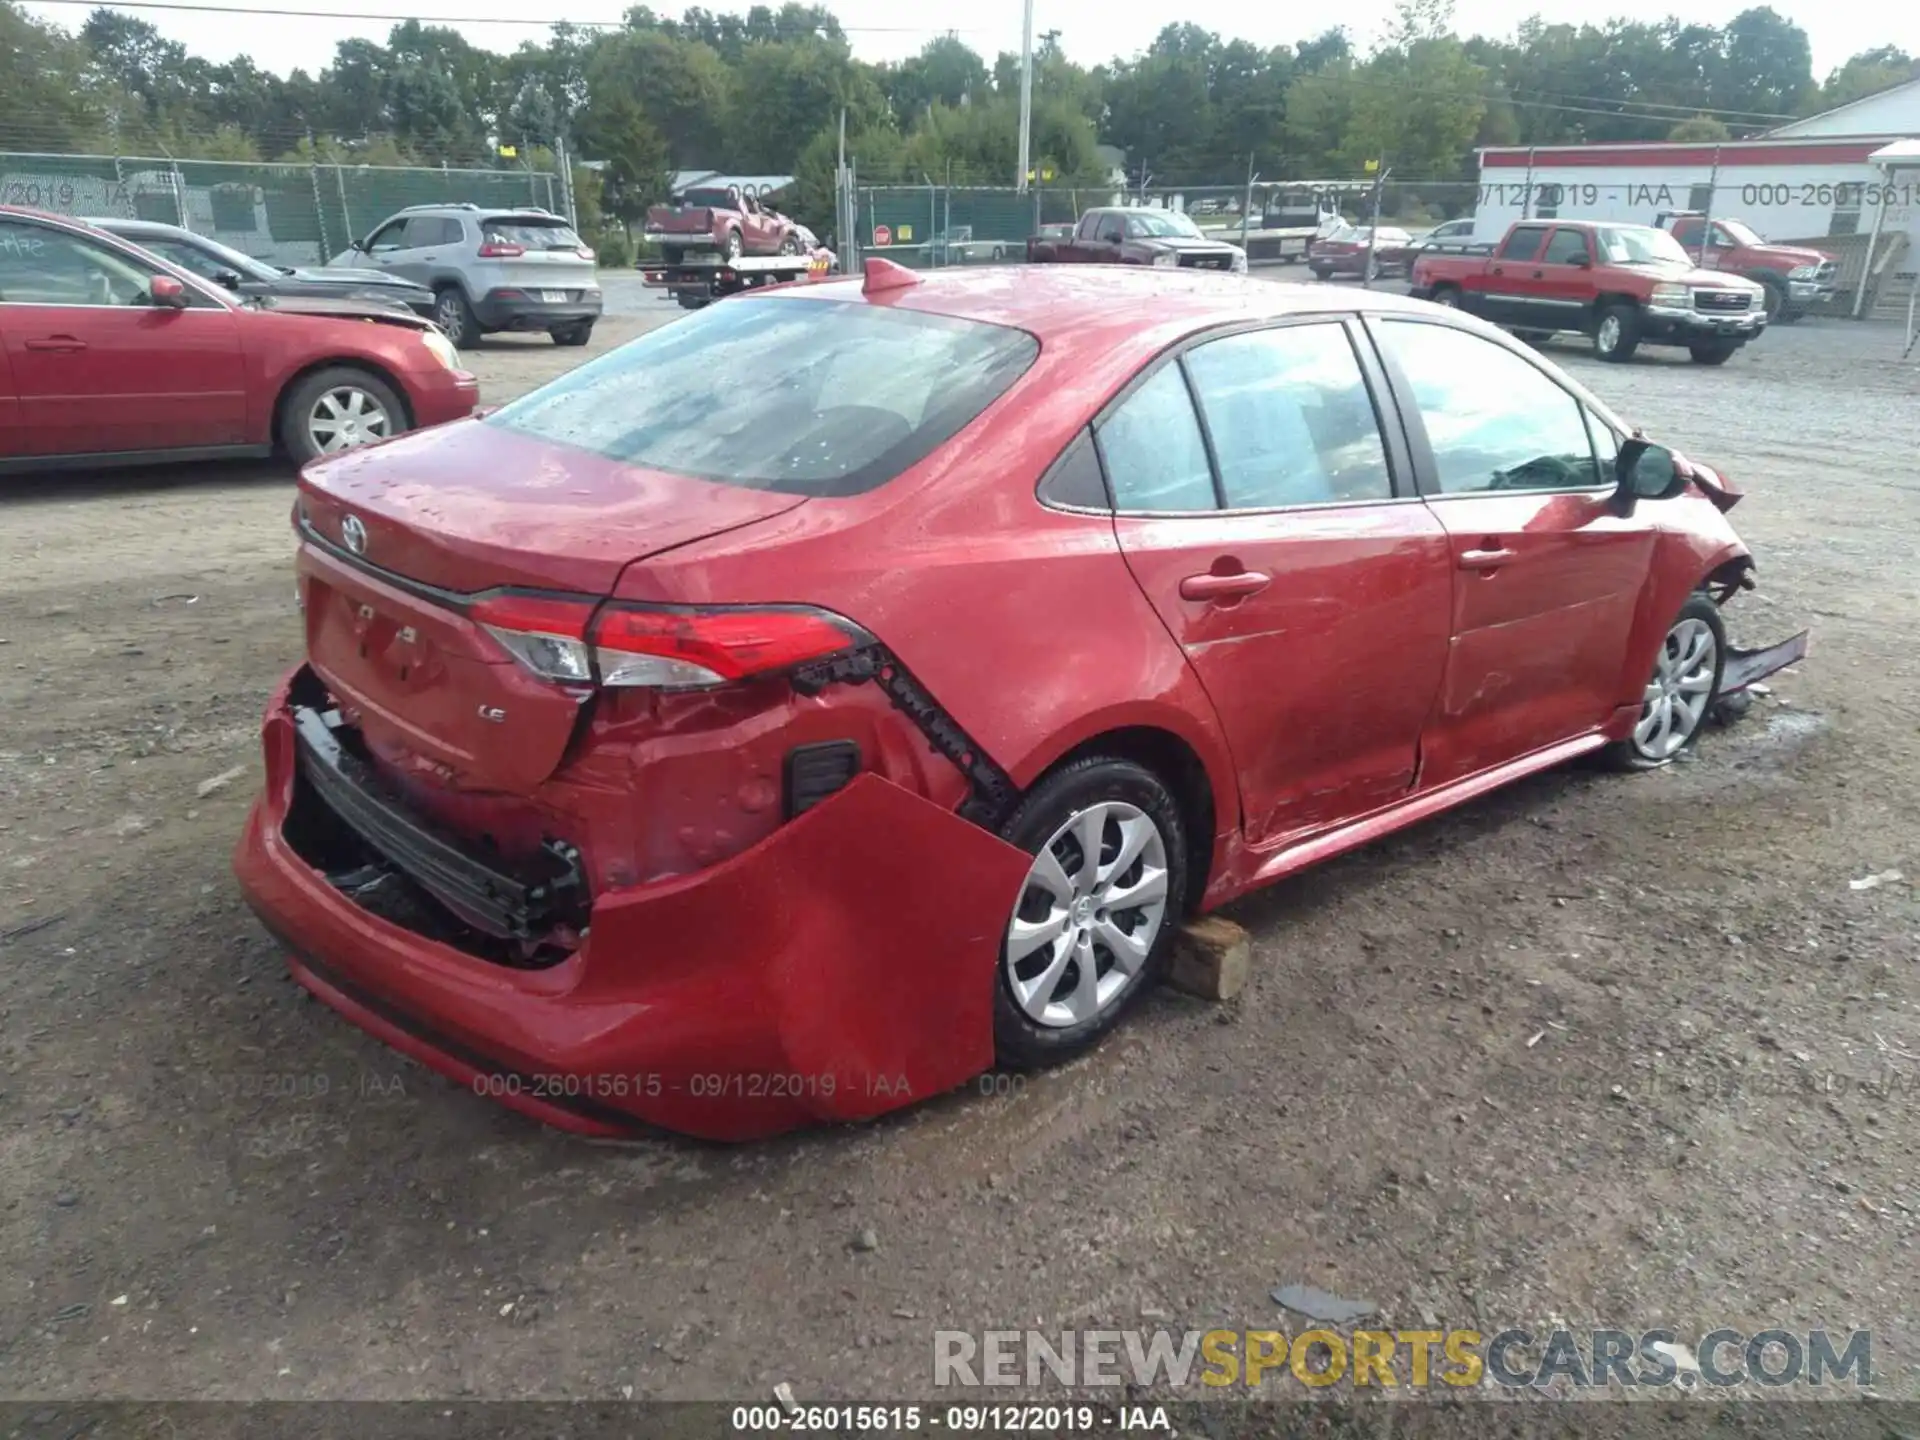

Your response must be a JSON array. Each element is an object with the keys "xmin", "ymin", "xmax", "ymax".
[{"xmin": 1471, "ymin": 76, "xmax": 1920, "ymax": 296}]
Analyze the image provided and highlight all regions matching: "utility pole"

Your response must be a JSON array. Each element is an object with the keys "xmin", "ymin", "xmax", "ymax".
[{"xmin": 1015, "ymin": 0, "xmax": 1034, "ymax": 193}]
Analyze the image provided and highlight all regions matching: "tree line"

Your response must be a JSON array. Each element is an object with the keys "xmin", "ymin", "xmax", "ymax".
[{"xmin": 2, "ymin": 0, "xmax": 1914, "ymax": 237}]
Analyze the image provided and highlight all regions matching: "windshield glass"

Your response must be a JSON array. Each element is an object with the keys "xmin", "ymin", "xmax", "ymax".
[
  {"xmin": 486, "ymin": 298, "xmax": 1039, "ymax": 497},
  {"xmin": 132, "ymin": 230, "xmax": 277, "ymax": 281},
  {"xmin": 1127, "ymin": 211, "xmax": 1203, "ymax": 238},
  {"xmin": 482, "ymin": 217, "xmax": 584, "ymax": 250},
  {"xmin": 1718, "ymin": 219, "xmax": 1763, "ymax": 247},
  {"xmin": 1596, "ymin": 225, "xmax": 1691, "ymax": 266}
]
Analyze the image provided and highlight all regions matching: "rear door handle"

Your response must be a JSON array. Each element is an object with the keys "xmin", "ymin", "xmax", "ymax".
[
  {"xmin": 24, "ymin": 336, "xmax": 86, "ymax": 352},
  {"xmin": 1459, "ymin": 547, "xmax": 1516, "ymax": 570},
  {"xmin": 1180, "ymin": 570, "xmax": 1272, "ymax": 602}
]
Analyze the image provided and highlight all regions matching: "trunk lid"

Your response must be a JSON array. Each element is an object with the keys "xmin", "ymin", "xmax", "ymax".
[
  {"xmin": 296, "ymin": 422, "xmax": 809, "ymax": 792},
  {"xmin": 297, "ymin": 420, "xmax": 807, "ymax": 596}
]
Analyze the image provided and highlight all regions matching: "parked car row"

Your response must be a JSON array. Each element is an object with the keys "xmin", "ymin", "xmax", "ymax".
[{"xmin": 0, "ymin": 205, "xmax": 479, "ymax": 471}]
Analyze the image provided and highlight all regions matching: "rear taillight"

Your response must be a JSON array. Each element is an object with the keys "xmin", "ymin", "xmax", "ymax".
[
  {"xmin": 469, "ymin": 593, "xmax": 869, "ymax": 690},
  {"xmin": 478, "ymin": 241, "xmax": 525, "ymax": 258}
]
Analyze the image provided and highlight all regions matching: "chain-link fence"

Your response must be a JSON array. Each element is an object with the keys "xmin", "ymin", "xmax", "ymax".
[
  {"xmin": 842, "ymin": 173, "xmax": 1917, "ymax": 320},
  {"xmin": 0, "ymin": 151, "xmax": 565, "ymax": 267}
]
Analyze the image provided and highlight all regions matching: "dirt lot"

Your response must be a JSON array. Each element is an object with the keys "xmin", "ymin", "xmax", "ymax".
[{"xmin": 2, "ymin": 289, "xmax": 1916, "ymax": 1404}]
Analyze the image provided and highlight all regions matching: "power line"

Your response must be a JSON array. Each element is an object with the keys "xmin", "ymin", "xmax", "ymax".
[{"xmin": 24, "ymin": 0, "xmax": 981, "ymax": 32}]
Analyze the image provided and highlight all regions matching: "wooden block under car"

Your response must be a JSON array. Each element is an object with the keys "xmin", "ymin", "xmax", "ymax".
[{"xmin": 1168, "ymin": 915, "xmax": 1252, "ymax": 1001}]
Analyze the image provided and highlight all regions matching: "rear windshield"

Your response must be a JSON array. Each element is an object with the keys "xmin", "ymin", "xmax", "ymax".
[
  {"xmin": 679, "ymin": 188, "xmax": 736, "ymax": 209},
  {"xmin": 485, "ymin": 297, "xmax": 1039, "ymax": 497},
  {"xmin": 481, "ymin": 217, "xmax": 583, "ymax": 250}
]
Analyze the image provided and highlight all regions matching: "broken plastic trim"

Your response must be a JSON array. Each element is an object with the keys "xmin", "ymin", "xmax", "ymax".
[
  {"xmin": 1719, "ymin": 630, "xmax": 1810, "ymax": 696},
  {"xmin": 791, "ymin": 644, "xmax": 1017, "ymax": 829}
]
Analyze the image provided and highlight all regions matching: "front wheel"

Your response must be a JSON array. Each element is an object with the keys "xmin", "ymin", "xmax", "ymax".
[
  {"xmin": 778, "ymin": 233, "xmax": 800, "ymax": 256},
  {"xmin": 281, "ymin": 366, "xmax": 407, "ymax": 465},
  {"xmin": 1429, "ymin": 285, "xmax": 1461, "ymax": 308},
  {"xmin": 993, "ymin": 757, "xmax": 1190, "ymax": 1069},
  {"xmin": 1689, "ymin": 342, "xmax": 1738, "ymax": 366},
  {"xmin": 1603, "ymin": 594, "xmax": 1726, "ymax": 771},
  {"xmin": 1593, "ymin": 303, "xmax": 1641, "ymax": 362}
]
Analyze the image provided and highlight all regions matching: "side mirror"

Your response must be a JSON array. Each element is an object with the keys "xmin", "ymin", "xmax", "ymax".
[
  {"xmin": 149, "ymin": 274, "xmax": 189, "ymax": 309},
  {"xmin": 215, "ymin": 269, "xmax": 242, "ymax": 289},
  {"xmin": 1572, "ymin": 253, "xmax": 1592, "ymax": 268},
  {"xmin": 1613, "ymin": 437, "xmax": 1685, "ymax": 515}
]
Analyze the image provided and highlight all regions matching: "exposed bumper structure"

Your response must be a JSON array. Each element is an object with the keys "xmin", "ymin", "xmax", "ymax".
[
  {"xmin": 1720, "ymin": 629, "xmax": 1810, "ymax": 694},
  {"xmin": 233, "ymin": 667, "xmax": 1033, "ymax": 1142}
]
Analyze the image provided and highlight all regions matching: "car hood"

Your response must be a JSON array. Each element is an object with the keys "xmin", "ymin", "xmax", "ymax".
[
  {"xmin": 289, "ymin": 264, "xmax": 429, "ymax": 291},
  {"xmin": 296, "ymin": 418, "xmax": 811, "ymax": 596},
  {"xmin": 1742, "ymin": 242, "xmax": 1833, "ymax": 266},
  {"xmin": 247, "ymin": 294, "xmax": 431, "ymax": 325}
]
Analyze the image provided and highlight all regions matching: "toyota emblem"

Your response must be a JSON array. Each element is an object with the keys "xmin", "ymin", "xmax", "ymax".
[{"xmin": 341, "ymin": 515, "xmax": 368, "ymax": 555}]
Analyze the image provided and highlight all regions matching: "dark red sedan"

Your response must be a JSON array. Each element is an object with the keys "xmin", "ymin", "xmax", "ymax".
[
  {"xmin": 1309, "ymin": 223, "xmax": 1416, "ymax": 280},
  {"xmin": 0, "ymin": 206, "xmax": 477, "ymax": 471},
  {"xmin": 233, "ymin": 261, "xmax": 1805, "ymax": 1141}
]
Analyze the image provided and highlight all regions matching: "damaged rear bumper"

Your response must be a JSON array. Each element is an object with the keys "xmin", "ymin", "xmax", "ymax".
[{"xmin": 233, "ymin": 667, "xmax": 1032, "ymax": 1141}]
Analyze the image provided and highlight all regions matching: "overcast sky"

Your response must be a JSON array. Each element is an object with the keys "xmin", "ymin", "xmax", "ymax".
[{"xmin": 22, "ymin": 0, "xmax": 1902, "ymax": 84}]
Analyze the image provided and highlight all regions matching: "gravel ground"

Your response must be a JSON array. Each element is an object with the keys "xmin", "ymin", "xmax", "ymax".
[{"xmin": 1, "ymin": 287, "xmax": 1916, "ymax": 1405}]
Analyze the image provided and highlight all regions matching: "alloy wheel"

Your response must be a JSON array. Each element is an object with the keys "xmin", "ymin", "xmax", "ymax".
[
  {"xmin": 1004, "ymin": 801, "xmax": 1170, "ymax": 1029},
  {"xmin": 434, "ymin": 294, "xmax": 467, "ymax": 345},
  {"xmin": 1632, "ymin": 616, "xmax": 1717, "ymax": 760},
  {"xmin": 1597, "ymin": 314, "xmax": 1622, "ymax": 354},
  {"xmin": 307, "ymin": 386, "xmax": 393, "ymax": 454}
]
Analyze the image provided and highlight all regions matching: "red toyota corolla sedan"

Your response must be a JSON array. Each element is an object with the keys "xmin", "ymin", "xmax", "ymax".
[
  {"xmin": 0, "ymin": 206, "xmax": 477, "ymax": 470},
  {"xmin": 233, "ymin": 261, "xmax": 1806, "ymax": 1141}
]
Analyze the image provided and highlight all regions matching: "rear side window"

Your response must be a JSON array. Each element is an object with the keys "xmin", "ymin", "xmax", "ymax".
[
  {"xmin": 486, "ymin": 297, "xmax": 1038, "ymax": 497},
  {"xmin": 482, "ymin": 217, "xmax": 584, "ymax": 250},
  {"xmin": 1183, "ymin": 324, "xmax": 1393, "ymax": 508},
  {"xmin": 1096, "ymin": 366, "xmax": 1216, "ymax": 512},
  {"xmin": 1497, "ymin": 225, "xmax": 1549, "ymax": 261}
]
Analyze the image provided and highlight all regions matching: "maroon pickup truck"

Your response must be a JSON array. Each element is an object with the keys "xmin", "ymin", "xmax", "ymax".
[
  {"xmin": 1410, "ymin": 219, "xmax": 1768, "ymax": 364},
  {"xmin": 1655, "ymin": 211, "xmax": 1837, "ymax": 322},
  {"xmin": 644, "ymin": 186, "xmax": 800, "ymax": 262},
  {"xmin": 1027, "ymin": 208, "xmax": 1246, "ymax": 272}
]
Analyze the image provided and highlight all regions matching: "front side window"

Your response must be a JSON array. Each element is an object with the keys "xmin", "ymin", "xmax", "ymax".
[
  {"xmin": 1377, "ymin": 320, "xmax": 1604, "ymax": 494},
  {"xmin": 1182, "ymin": 324, "xmax": 1393, "ymax": 508},
  {"xmin": 366, "ymin": 220, "xmax": 408, "ymax": 251},
  {"xmin": 0, "ymin": 221, "xmax": 158, "ymax": 306},
  {"xmin": 1095, "ymin": 364, "xmax": 1216, "ymax": 512},
  {"xmin": 147, "ymin": 238, "xmax": 230, "ymax": 281},
  {"xmin": 1096, "ymin": 216, "xmax": 1125, "ymax": 243},
  {"xmin": 1542, "ymin": 228, "xmax": 1590, "ymax": 265},
  {"xmin": 487, "ymin": 296, "xmax": 1037, "ymax": 497}
]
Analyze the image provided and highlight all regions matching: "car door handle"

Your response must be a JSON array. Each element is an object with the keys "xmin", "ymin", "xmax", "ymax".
[
  {"xmin": 1531, "ymin": 269, "xmax": 1544, "ymax": 278},
  {"xmin": 1180, "ymin": 570, "xmax": 1271, "ymax": 601},
  {"xmin": 1491, "ymin": 264, "xmax": 1504, "ymax": 275},
  {"xmin": 1459, "ymin": 547, "xmax": 1516, "ymax": 570},
  {"xmin": 24, "ymin": 336, "xmax": 86, "ymax": 352}
]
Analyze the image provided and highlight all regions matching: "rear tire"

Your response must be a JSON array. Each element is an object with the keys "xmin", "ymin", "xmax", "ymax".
[
  {"xmin": 722, "ymin": 227, "xmax": 743, "ymax": 261},
  {"xmin": 1430, "ymin": 284, "xmax": 1462, "ymax": 308},
  {"xmin": 992, "ymin": 757, "xmax": 1190, "ymax": 1070},
  {"xmin": 1602, "ymin": 594, "xmax": 1726, "ymax": 772},
  {"xmin": 432, "ymin": 286, "xmax": 477, "ymax": 348},
  {"xmin": 1594, "ymin": 303, "xmax": 1641, "ymax": 362},
  {"xmin": 280, "ymin": 366, "xmax": 408, "ymax": 466},
  {"xmin": 1689, "ymin": 342, "xmax": 1738, "ymax": 365},
  {"xmin": 1774, "ymin": 306, "xmax": 1806, "ymax": 325},
  {"xmin": 1758, "ymin": 278, "xmax": 1786, "ymax": 321},
  {"xmin": 550, "ymin": 321, "xmax": 594, "ymax": 347}
]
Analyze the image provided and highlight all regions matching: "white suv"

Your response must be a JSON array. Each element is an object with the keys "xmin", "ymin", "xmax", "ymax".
[{"xmin": 327, "ymin": 204, "xmax": 601, "ymax": 348}]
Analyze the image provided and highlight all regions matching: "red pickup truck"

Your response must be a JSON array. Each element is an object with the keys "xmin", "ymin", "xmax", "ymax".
[
  {"xmin": 644, "ymin": 186, "xmax": 800, "ymax": 262},
  {"xmin": 1410, "ymin": 219, "xmax": 1768, "ymax": 364},
  {"xmin": 1655, "ymin": 211, "xmax": 1837, "ymax": 323}
]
